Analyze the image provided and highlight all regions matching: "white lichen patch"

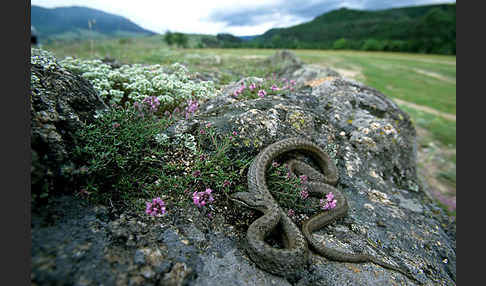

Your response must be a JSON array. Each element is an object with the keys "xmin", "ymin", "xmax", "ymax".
[
  {"xmin": 343, "ymin": 147, "xmax": 362, "ymax": 178},
  {"xmin": 369, "ymin": 170, "xmax": 386, "ymax": 187},
  {"xmin": 367, "ymin": 189, "xmax": 405, "ymax": 218},
  {"xmin": 361, "ymin": 127, "xmax": 371, "ymax": 135},
  {"xmin": 350, "ymin": 131, "xmax": 378, "ymax": 151},
  {"xmin": 382, "ymin": 123, "xmax": 397, "ymax": 135},
  {"xmin": 363, "ymin": 203, "xmax": 375, "ymax": 211},
  {"xmin": 368, "ymin": 189, "xmax": 393, "ymax": 205},
  {"xmin": 370, "ymin": 122, "xmax": 381, "ymax": 130}
]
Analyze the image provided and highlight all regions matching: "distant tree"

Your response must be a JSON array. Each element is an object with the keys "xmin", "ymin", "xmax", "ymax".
[
  {"xmin": 333, "ymin": 38, "xmax": 350, "ymax": 49},
  {"xmin": 383, "ymin": 40, "xmax": 406, "ymax": 52},
  {"xmin": 269, "ymin": 35, "xmax": 282, "ymax": 48},
  {"xmin": 201, "ymin": 36, "xmax": 219, "ymax": 48},
  {"xmin": 216, "ymin": 33, "xmax": 242, "ymax": 48},
  {"xmin": 164, "ymin": 31, "xmax": 174, "ymax": 46},
  {"xmin": 173, "ymin": 32, "xmax": 188, "ymax": 48},
  {"xmin": 361, "ymin": 39, "xmax": 384, "ymax": 51},
  {"xmin": 216, "ymin": 33, "xmax": 242, "ymax": 43}
]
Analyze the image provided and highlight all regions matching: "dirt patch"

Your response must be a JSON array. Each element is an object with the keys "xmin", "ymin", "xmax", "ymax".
[
  {"xmin": 333, "ymin": 67, "xmax": 364, "ymax": 80},
  {"xmin": 305, "ymin": 76, "xmax": 338, "ymax": 87},
  {"xmin": 413, "ymin": 68, "xmax": 455, "ymax": 83},
  {"xmin": 394, "ymin": 98, "xmax": 456, "ymax": 121},
  {"xmin": 241, "ymin": 55, "xmax": 267, "ymax": 60}
]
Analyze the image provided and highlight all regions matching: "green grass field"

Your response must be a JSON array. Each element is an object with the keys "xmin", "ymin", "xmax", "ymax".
[{"xmin": 41, "ymin": 37, "xmax": 456, "ymax": 213}]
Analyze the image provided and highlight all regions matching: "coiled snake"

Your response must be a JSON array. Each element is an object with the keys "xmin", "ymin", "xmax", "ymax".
[{"xmin": 231, "ymin": 137, "xmax": 419, "ymax": 282}]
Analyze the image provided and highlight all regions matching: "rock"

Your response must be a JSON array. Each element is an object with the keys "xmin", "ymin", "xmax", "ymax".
[
  {"xmin": 264, "ymin": 50, "xmax": 303, "ymax": 75},
  {"xmin": 134, "ymin": 249, "xmax": 146, "ymax": 265},
  {"xmin": 161, "ymin": 262, "xmax": 193, "ymax": 286},
  {"xmin": 264, "ymin": 50, "xmax": 340, "ymax": 88},
  {"xmin": 288, "ymin": 64, "xmax": 341, "ymax": 88},
  {"xmin": 183, "ymin": 73, "xmax": 454, "ymax": 284},
  {"xmin": 31, "ymin": 51, "xmax": 455, "ymax": 285},
  {"xmin": 30, "ymin": 48, "xmax": 108, "ymax": 202}
]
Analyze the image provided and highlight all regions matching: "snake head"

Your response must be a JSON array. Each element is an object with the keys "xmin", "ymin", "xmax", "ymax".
[{"xmin": 230, "ymin": 192, "xmax": 268, "ymax": 212}]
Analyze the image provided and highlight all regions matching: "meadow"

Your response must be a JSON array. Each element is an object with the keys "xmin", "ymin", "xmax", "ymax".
[{"xmin": 41, "ymin": 36, "xmax": 456, "ymax": 214}]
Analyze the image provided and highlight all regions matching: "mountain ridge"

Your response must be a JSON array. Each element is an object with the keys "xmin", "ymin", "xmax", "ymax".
[{"xmin": 31, "ymin": 5, "xmax": 156, "ymax": 41}]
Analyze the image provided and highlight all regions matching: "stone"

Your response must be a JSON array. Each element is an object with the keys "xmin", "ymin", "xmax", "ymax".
[{"xmin": 30, "ymin": 48, "xmax": 108, "ymax": 202}]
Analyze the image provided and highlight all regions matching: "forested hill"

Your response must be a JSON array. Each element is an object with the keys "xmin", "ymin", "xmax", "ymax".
[
  {"xmin": 251, "ymin": 3, "xmax": 456, "ymax": 54},
  {"xmin": 31, "ymin": 5, "xmax": 156, "ymax": 41}
]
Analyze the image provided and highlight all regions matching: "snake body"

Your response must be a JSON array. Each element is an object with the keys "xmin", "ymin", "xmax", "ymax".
[{"xmin": 232, "ymin": 137, "xmax": 418, "ymax": 282}]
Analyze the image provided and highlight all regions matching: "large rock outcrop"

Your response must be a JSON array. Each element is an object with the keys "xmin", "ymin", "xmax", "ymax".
[
  {"xmin": 31, "ymin": 51, "xmax": 455, "ymax": 286},
  {"xmin": 30, "ymin": 49, "xmax": 108, "ymax": 201}
]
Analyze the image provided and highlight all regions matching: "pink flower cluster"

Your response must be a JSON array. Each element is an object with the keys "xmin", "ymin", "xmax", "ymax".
[
  {"xmin": 288, "ymin": 209, "xmax": 295, "ymax": 217},
  {"xmin": 300, "ymin": 188, "xmax": 309, "ymax": 200},
  {"xmin": 229, "ymin": 130, "xmax": 238, "ymax": 140},
  {"xmin": 142, "ymin": 96, "xmax": 161, "ymax": 113},
  {"xmin": 185, "ymin": 99, "xmax": 199, "ymax": 119},
  {"xmin": 258, "ymin": 89, "xmax": 267, "ymax": 98},
  {"xmin": 299, "ymin": 175, "xmax": 309, "ymax": 199},
  {"xmin": 192, "ymin": 188, "xmax": 214, "ymax": 207},
  {"xmin": 320, "ymin": 192, "xmax": 337, "ymax": 210},
  {"xmin": 145, "ymin": 197, "xmax": 167, "ymax": 216},
  {"xmin": 233, "ymin": 82, "xmax": 246, "ymax": 97}
]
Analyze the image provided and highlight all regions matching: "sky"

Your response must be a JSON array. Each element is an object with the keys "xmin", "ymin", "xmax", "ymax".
[{"xmin": 31, "ymin": 0, "xmax": 456, "ymax": 36}]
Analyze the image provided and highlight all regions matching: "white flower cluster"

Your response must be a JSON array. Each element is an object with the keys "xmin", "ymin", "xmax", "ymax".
[
  {"xmin": 57, "ymin": 56, "xmax": 218, "ymax": 107},
  {"xmin": 31, "ymin": 48, "xmax": 61, "ymax": 70}
]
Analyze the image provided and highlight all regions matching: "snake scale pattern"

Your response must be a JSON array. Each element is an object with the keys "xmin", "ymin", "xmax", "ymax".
[{"xmin": 231, "ymin": 137, "xmax": 419, "ymax": 283}]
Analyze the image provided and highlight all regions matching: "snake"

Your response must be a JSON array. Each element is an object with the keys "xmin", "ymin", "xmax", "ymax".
[{"xmin": 231, "ymin": 137, "xmax": 419, "ymax": 283}]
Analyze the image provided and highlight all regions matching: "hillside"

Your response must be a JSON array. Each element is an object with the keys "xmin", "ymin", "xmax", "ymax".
[
  {"xmin": 31, "ymin": 5, "xmax": 156, "ymax": 42},
  {"xmin": 250, "ymin": 3, "xmax": 455, "ymax": 54}
]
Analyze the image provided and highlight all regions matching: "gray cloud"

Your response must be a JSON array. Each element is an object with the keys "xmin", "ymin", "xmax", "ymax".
[{"xmin": 207, "ymin": 0, "xmax": 455, "ymax": 29}]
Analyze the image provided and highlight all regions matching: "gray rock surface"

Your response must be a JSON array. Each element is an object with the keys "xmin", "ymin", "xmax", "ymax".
[{"xmin": 31, "ymin": 51, "xmax": 455, "ymax": 286}]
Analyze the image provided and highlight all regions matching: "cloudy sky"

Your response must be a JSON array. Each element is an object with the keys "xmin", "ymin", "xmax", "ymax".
[{"xmin": 31, "ymin": 0, "xmax": 455, "ymax": 36}]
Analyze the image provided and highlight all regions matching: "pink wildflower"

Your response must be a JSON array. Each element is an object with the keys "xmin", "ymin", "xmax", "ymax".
[
  {"xmin": 271, "ymin": 84, "xmax": 279, "ymax": 91},
  {"xmin": 299, "ymin": 175, "xmax": 308, "ymax": 184},
  {"xmin": 288, "ymin": 209, "xmax": 295, "ymax": 217},
  {"xmin": 145, "ymin": 197, "xmax": 167, "ymax": 216},
  {"xmin": 258, "ymin": 89, "xmax": 267, "ymax": 98},
  {"xmin": 192, "ymin": 188, "xmax": 215, "ymax": 207},
  {"xmin": 320, "ymin": 192, "xmax": 337, "ymax": 210},
  {"xmin": 249, "ymin": 83, "xmax": 256, "ymax": 90},
  {"xmin": 326, "ymin": 192, "xmax": 334, "ymax": 201},
  {"xmin": 300, "ymin": 189, "xmax": 309, "ymax": 200}
]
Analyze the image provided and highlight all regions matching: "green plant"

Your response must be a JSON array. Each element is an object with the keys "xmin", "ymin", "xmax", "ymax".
[
  {"xmin": 58, "ymin": 57, "xmax": 219, "ymax": 109},
  {"xmin": 72, "ymin": 104, "xmax": 174, "ymax": 205}
]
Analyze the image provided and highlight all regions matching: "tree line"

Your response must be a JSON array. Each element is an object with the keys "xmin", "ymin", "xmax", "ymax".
[{"xmin": 163, "ymin": 4, "xmax": 455, "ymax": 55}]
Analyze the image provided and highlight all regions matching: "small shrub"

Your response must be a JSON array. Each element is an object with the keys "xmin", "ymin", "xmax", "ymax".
[
  {"xmin": 58, "ymin": 57, "xmax": 219, "ymax": 110},
  {"xmin": 72, "ymin": 104, "xmax": 174, "ymax": 205}
]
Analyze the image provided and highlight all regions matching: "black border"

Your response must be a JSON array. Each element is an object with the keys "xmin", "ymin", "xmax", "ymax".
[{"xmin": 5, "ymin": 0, "xmax": 31, "ymax": 284}]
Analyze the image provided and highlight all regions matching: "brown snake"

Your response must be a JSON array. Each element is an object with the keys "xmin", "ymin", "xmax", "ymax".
[{"xmin": 231, "ymin": 137, "xmax": 420, "ymax": 283}]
